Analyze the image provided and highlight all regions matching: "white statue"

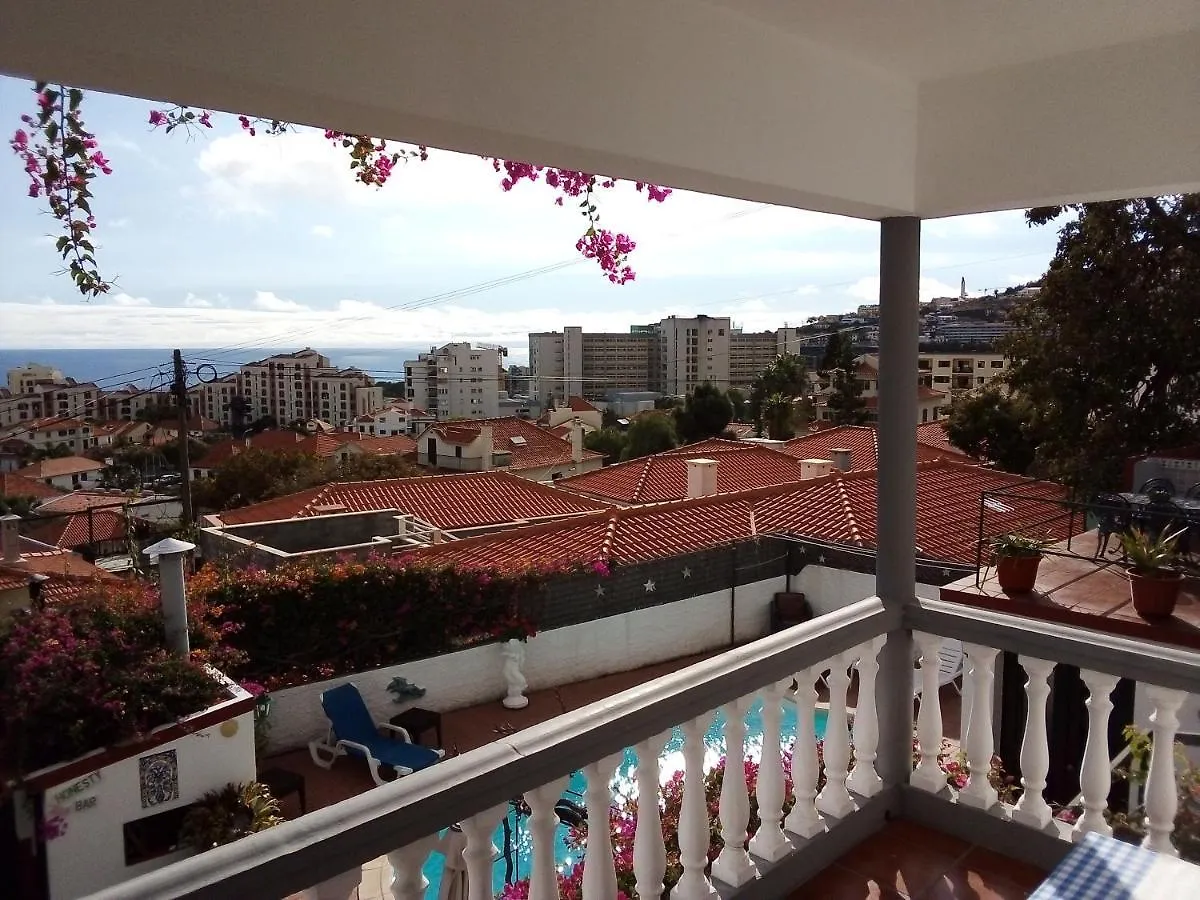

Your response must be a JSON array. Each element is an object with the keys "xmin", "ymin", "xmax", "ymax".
[{"xmin": 501, "ymin": 639, "xmax": 529, "ymax": 709}]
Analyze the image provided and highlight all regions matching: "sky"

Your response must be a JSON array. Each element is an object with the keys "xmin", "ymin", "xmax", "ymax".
[{"xmin": 0, "ymin": 75, "xmax": 1061, "ymax": 365}]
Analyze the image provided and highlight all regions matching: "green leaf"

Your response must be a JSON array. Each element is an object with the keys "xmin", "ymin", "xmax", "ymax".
[
  {"xmin": 76, "ymin": 197, "xmax": 92, "ymax": 215},
  {"xmin": 44, "ymin": 120, "xmax": 59, "ymax": 144},
  {"xmin": 55, "ymin": 236, "xmax": 69, "ymax": 252},
  {"xmin": 68, "ymin": 88, "xmax": 83, "ymax": 112}
]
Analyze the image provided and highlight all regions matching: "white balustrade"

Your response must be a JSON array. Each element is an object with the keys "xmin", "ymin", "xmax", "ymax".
[
  {"xmin": 816, "ymin": 652, "xmax": 855, "ymax": 819},
  {"xmin": 1142, "ymin": 686, "xmax": 1186, "ymax": 856},
  {"xmin": 387, "ymin": 834, "xmax": 439, "ymax": 900},
  {"xmin": 846, "ymin": 636, "xmax": 885, "ymax": 798},
  {"xmin": 785, "ymin": 667, "xmax": 825, "ymax": 839},
  {"xmin": 582, "ymin": 754, "xmax": 623, "ymax": 900},
  {"xmin": 911, "ymin": 632, "xmax": 947, "ymax": 794},
  {"xmin": 461, "ymin": 805, "xmax": 506, "ymax": 900},
  {"xmin": 1073, "ymin": 670, "xmax": 1119, "ymax": 839},
  {"xmin": 672, "ymin": 714, "xmax": 719, "ymax": 900},
  {"xmin": 526, "ymin": 777, "xmax": 569, "ymax": 900},
  {"xmin": 712, "ymin": 695, "xmax": 758, "ymax": 887},
  {"xmin": 958, "ymin": 643, "xmax": 999, "ymax": 811},
  {"xmin": 634, "ymin": 732, "xmax": 672, "ymax": 900},
  {"xmin": 1011, "ymin": 656, "xmax": 1055, "ymax": 831},
  {"xmin": 748, "ymin": 679, "xmax": 794, "ymax": 862}
]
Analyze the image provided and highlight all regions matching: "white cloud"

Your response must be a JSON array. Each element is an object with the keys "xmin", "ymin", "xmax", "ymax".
[
  {"xmin": 183, "ymin": 293, "xmax": 213, "ymax": 308},
  {"xmin": 251, "ymin": 290, "xmax": 309, "ymax": 312},
  {"xmin": 109, "ymin": 218, "xmax": 131, "ymax": 229},
  {"xmin": 109, "ymin": 292, "xmax": 153, "ymax": 307},
  {"xmin": 311, "ymin": 224, "xmax": 334, "ymax": 238},
  {"xmin": 845, "ymin": 276, "xmax": 962, "ymax": 303}
]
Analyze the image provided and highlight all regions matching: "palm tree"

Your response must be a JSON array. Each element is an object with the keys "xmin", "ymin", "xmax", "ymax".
[{"xmin": 762, "ymin": 393, "xmax": 796, "ymax": 440}]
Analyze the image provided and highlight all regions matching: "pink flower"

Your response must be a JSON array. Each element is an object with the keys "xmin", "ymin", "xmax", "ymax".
[
  {"xmin": 12, "ymin": 129, "xmax": 28, "ymax": 149},
  {"xmin": 148, "ymin": 110, "xmax": 168, "ymax": 127},
  {"xmin": 27, "ymin": 183, "xmax": 39, "ymax": 198},
  {"xmin": 199, "ymin": 111, "xmax": 212, "ymax": 128}
]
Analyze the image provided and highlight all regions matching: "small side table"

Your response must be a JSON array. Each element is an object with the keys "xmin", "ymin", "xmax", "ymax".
[
  {"xmin": 389, "ymin": 707, "xmax": 443, "ymax": 749},
  {"xmin": 258, "ymin": 766, "xmax": 307, "ymax": 815}
]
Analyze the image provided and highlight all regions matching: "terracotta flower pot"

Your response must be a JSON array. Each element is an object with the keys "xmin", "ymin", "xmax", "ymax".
[
  {"xmin": 995, "ymin": 554, "xmax": 1042, "ymax": 593},
  {"xmin": 1128, "ymin": 569, "xmax": 1182, "ymax": 620}
]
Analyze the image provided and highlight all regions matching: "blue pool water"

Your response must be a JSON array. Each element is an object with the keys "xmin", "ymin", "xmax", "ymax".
[{"xmin": 420, "ymin": 700, "xmax": 829, "ymax": 897}]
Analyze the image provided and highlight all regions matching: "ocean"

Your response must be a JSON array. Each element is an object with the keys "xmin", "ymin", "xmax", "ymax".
[{"xmin": 0, "ymin": 348, "xmax": 428, "ymax": 388}]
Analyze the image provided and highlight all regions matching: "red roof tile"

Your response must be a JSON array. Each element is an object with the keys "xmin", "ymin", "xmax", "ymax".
[
  {"xmin": 211, "ymin": 470, "xmax": 612, "ymax": 530},
  {"xmin": 27, "ymin": 509, "xmax": 127, "ymax": 549},
  {"xmin": 194, "ymin": 430, "xmax": 306, "ymax": 468},
  {"xmin": 916, "ymin": 421, "xmax": 964, "ymax": 457},
  {"xmin": 423, "ymin": 417, "xmax": 602, "ymax": 472},
  {"xmin": 783, "ymin": 424, "xmax": 967, "ymax": 470},
  {"xmin": 19, "ymin": 456, "xmax": 106, "ymax": 479},
  {"xmin": 0, "ymin": 539, "xmax": 116, "ymax": 600},
  {"xmin": 33, "ymin": 491, "xmax": 132, "ymax": 514},
  {"xmin": 567, "ymin": 397, "xmax": 598, "ymax": 413},
  {"xmin": 349, "ymin": 435, "xmax": 417, "ymax": 456},
  {"xmin": 0, "ymin": 472, "xmax": 64, "ymax": 501}
]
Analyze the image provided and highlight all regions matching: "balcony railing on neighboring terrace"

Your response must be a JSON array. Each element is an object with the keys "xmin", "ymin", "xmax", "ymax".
[{"xmin": 86, "ymin": 597, "xmax": 1200, "ymax": 900}]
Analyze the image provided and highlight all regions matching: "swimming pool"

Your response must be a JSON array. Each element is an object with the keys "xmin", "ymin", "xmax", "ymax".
[{"xmin": 420, "ymin": 699, "xmax": 829, "ymax": 897}]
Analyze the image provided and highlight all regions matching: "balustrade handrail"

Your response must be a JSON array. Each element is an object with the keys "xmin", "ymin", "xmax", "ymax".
[
  {"xmin": 86, "ymin": 597, "xmax": 895, "ymax": 900},
  {"xmin": 907, "ymin": 598, "xmax": 1200, "ymax": 692}
]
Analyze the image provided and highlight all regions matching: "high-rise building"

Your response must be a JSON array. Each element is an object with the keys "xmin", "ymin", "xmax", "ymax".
[
  {"xmin": 6, "ymin": 363, "xmax": 65, "ymax": 395},
  {"xmin": 403, "ymin": 342, "xmax": 507, "ymax": 420}
]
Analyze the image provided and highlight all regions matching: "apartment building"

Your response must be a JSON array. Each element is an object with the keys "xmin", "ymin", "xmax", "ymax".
[
  {"xmin": 0, "ymin": 390, "xmax": 45, "ymax": 428},
  {"xmin": 95, "ymin": 386, "xmax": 177, "ymax": 422},
  {"xmin": 6, "ymin": 363, "xmax": 64, "ymax": 395},
  {"xmin": 2, "ymin": 417, "xmax": 96, "ymax": 455},
  {"xmin": 728, "ymin": 329, "xmax": 779, "ymax": 391},
  {"xmin": 353, "ymin": 401, "xmax": 435, "ymax": 436},
  {"xmin": 403, "ymin": 342, "xmax": 506, "ymax": 421},
  {"xmin": 919, "ymin": 349, "xmax": 1007, "ymax": 397},
  {"xmin": 188, "ymin": 374, "xmax": 239, "ymax": 426}
]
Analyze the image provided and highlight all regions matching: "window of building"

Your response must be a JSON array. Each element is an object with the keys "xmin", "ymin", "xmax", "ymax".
[
  {"xmin": 937, "ymin": 361, "xmax": 950, "ymax": 368},
  {"xmin": 124, "ymin": 804, "xmax": 196, "ymax": 865},
  {"xmin": 990, "ymin": 360, "xmax": 1004, "ymax": 368}
]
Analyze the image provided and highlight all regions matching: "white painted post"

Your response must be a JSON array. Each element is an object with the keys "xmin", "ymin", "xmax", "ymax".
[
  {"xmin": 634, "ymin": 732, "xmax": 671, "ymax": 900},
  {"xmin": 387, "ymin": 834, "xmax": 439, "ymax": 900},
  {"xmin": 911, "ymin": 633, "xmax": 947, "ymax": 794},
  {"xmin": 1073, "ymin": 670, "xmax": 1119, "ymax": 839},
  {"xmin": 526, "ymin": 777, "xmax": 569, "ymax": 900},
  {"xmin": 749, "ymin": 680, "xmax": 793, "ymax": 862},
  {"xmin": 816, "ymin": 653, "xmax": 855, "ymax": 819},
  {"xmin": 672, "ymin": 714, "xmax": 718, "ymax": 900},
  {"xmin": 784, "ymin": 668, "xmax": 825, "ymax": 839},
  {"xmin": 958, "ymin": 643, "xmax": 999, "ymax": 811},
  {"xmin": 1142, "ymin": 686, "xmax": 1186, "ymax": 856},
  {"xmin": 461, "ymin": 805, "xmax": 506, "ymax": 900},
  {"xmin": 142, "ymin": 537, "xmax": 196, "ymax": 658},
  {"xmin": 1011, "ymin": 657, "xmax": 1055, "ymax": 830},
  {"xmin": 582, "ymin": 754, "xmax": 622, "ymax": 900},
  {"xmin": 713, "ymin": 696, "xmax": 757, "ymax": 887},
  {"xmin": 847, "ymin": 636, "xmax": 885, "ymax": 798}
]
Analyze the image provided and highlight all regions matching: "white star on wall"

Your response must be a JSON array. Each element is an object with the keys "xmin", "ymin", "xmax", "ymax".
[
  {"xmin": 942, "ymin": 568, "xmax": 952, "ymax": 578},
  {"xmin": 681, "ymin": 567, "xmax": 692, "ymax": 579},
  {"xmin": 818, "ymin": 554, "xmax": 827, "ymax": 564},
  {"xmin": 644, "ymin": 579, "xmax": 656, "ymax": 593},
  {"xmin": 595, "ymin": 584, "xmax": 605, "ymax": 598}
]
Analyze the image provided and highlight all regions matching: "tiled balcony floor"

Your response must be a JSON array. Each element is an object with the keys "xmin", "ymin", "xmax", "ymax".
[{"xmin": 792, "ymin": 820, "xmax": 1047, "ymax": 900}]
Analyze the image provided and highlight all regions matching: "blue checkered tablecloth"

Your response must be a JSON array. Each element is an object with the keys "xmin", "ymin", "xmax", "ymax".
[{"xmin": 1030, "ymin": 833, "xmax": 1164, "ymax": 899}]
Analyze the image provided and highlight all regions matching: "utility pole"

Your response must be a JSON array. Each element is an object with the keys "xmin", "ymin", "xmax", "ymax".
[{"xmin": 172, "ymin": 350, "xmax": 194, "ymax": 524}]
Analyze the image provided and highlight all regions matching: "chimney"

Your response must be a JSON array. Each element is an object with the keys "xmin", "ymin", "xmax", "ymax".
[
  {"xmin": 829, "ymin": 448, "xmax": 853, "ymax": 472},
  {"xmin": 478, "ymin": 425, "xmax": 494, "ymax": 472},
  {"xmin": 1, "ymin": 514, "xmax": 21, "ymax": 564},
  {"xmin": 799, "ymin": 458, "xmax": 833, "ymax": 480},
  {"xmin": 571, "ymin": 417, "xmax": 584, "ymax": 463},
  {"xmin": 686, "ymin": 458, "xmax": 718, "ymax": 498},
  {"xmin": 143, "ymin": 537, "xmax": 196, "ymax": 659}
]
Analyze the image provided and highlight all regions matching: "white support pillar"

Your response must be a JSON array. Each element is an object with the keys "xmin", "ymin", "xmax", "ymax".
[
  {"xmin": 958, "ymin": 643, "xmax": 999, "ymax": 811},
  {"xmin": 462, "ymin": 805, "xmax": 506, "ymax": 900},
  {"xmin": 712, "ymin": 695, "xmax": 757, "ymax": 887},
  {"xmin": 784, "ymin": 667, "xmax": 825, "ymax": 840},
  {"xmin": 526, "ymin": 777, "xmax": 569, "ymax": 900},
  {"xmin": 672, "ymin": 714, "xmax": 718, "ymax": 900},
  {"xmin": 876, "ymin": 216, "xmax": 921, "ymax": 789},
  {"xmin": 847, "ymin": 636, "xmax": 885, "ymax": 798},
  {"xmin": 1142, "ymin": 686, "xmax": 1186, "ymax": 856},
  {"xmin": 387, "ymin": 834, "xmax": 439, "ymax": 900},
  {"xmin": 634, "ymin": 732, "xmax": 671, "ymax": 900},
  {"xmin": 1011, "ymin": 657, "xmax": 1055, "ymax": 831},
  {"xmin": 1073, "ymin": 670, "xmax": 1119, "ymax": 839},
  {"xmin": 582, "ymin": 754, "xmax": 622, "ymax": 900},
  {"xmin": 816, "ymin": 653, "xmax": 855, "ymax": 819},
  {"xmin": 748, "ymin": 679, "xmax": 793, "ymax": 862}
]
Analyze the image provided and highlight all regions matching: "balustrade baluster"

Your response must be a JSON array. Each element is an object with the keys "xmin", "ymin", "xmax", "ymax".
[
  {"xmin": 958, "ymin": 643, "xmax": 999, "ymax": 811},
  {"xmin": 634, "ymin": 732, "xmax": 671, "ymax": 900},
  {"xmin": 1073, "ymin": 670, "xmax": 1118, "ymax": 839},
  {"xmin": 388, "ymin": 834, "xmax": 439, "ymax": 900},
  {"xmin": 749, "ymin": 679, "xmax": 793, "ymax": 862},
  {"xmin": 846, "ymin": 636, "xmax": 885, "ymax": 798},
  {"xmin": 672, "ymin": 714, "xmax": 718, "ymax": 900},
  {"xmin": 911, "ymin": 632, "xmax": 947, "ymax": 794},
  {"xmin": 784, "ymin": 667, "xmax": 825, "ymax": 839},
  {"xmin": 461, "ymin": 805, "xmax": 506, "ymax": 900},
  {"xmin": 1142, "ymin": 686, "xmax": 1186, "ymax": 856},
  {"xmin": 816, "ymin": 652, "xmax": 855, "ymax": 819},
  {"xmin": 582, "ymin": 754, "xmax": 623, "ymax": 900},
  {"xmin": 713, "ymin": 695, "xmax": 757, "ymax": 886},
  {"xmin": 526, "ymin": 777, "xmax": 569, "ymax": 900},
  {"xmin": 1011, "ymin": 657, "xmax": 1055, "ymax": 830}
]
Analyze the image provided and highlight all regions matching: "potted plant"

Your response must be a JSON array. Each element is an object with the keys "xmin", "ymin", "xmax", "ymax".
[
  {"xmin": 990, "ymin": 532, "xmax": 1047, "ymax": 593},
  {"xmin": 1120, "ymin": 526, "xmax": 1187, "ymax": 619},
  {"xmin": 178, "ymin": 782, "xmax": 283, "ymax": 852}
]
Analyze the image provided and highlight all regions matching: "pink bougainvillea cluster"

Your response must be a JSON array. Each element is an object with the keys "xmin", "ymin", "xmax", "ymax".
[{"xmin": 11, "ymin": 82, "xmax": 671, "ymax": 295}]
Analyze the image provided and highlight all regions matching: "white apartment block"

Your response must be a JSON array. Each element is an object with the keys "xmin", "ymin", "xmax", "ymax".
[
  {"xmin": 1, "ymin": 417, "xmax": 96, "ymax": 455},
  {"xmin": 0, "ymin": 390, "xmax": 46, "ymax": 428},
  {"xmin": 919, "ymin": 350, "xmax": 1007, "ymax": 397},
  {"xmin": 404, "ymin": 343, "xmax": 506, "ymax": 421},
  {"xmin": 353, "ymin": 402, "xmax": 435, "ymax": 436},
  {"xmin": 189, "ymin": 375, "xmax": 239, "ymax": 426},
  {"xmin": 6, "ymin": 363, "xmax": 65, "ymax": 395},
  {"xmin": 96, "ymin": 386, "xmax": 177, "ymax": 422}
]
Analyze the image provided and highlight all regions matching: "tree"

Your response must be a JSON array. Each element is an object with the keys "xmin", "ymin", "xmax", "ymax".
[
  {"xmin": 376, "ymin": 381, "xmax": 406, "ymax": 399},
  {"xmin": 0, "ymin": 495, "xmax": 37, "ymax": 517},
  {"xmin": 621, "ymin": 415, "xmax": 678, "ymax": 461},
  {"xmin": 1005, "ymin": 195, "xmax": 1200, "ymax": 491},
  {"xmin": 654, "ymin": 396, "xmax": 681, "ymax": 411},
  {"xmin": 761, "ymin": 393, "xmax": 797, "ymax": 441},
  {"xmin": 601, "ymin": 407, "xmax": 619, "ymax": 429},
  {"xmin": 819, "ymin": 333, "xmax": 869, "ymax": 426},
  {"xmin": 673, "ymin": 383, "xmax": 733, "ymax": 443},
  {"xmin": 726, "ymin": 388, "xmax": 746, "ymax": 421},
  {"xmin": 585, "ymin": 427, "xmax": 628, "ymax": 464},
  {"xmin": 749, "ymin": 354, "xmax": 809, "ymax": 436},
  {"xmin": 33, "ymin": 443, "xmax": 75, "ymax": 461},
  {"xmin": 945, "ymin": 388, "xmax": 1041, "ymax": 474}
]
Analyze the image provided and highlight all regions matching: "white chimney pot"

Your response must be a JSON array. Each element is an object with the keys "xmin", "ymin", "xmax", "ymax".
[{"xmin": 686, "ymin": 458, "xmax": 719, "ymax": 498}]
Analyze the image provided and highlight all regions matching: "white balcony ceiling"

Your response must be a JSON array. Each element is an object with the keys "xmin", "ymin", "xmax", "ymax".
[{"xmin": 2, "ymin": 1, "xmax": 1197, "ymax": 219}]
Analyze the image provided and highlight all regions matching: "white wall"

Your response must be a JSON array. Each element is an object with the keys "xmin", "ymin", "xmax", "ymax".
[
  {"xmin": 795, "ymin": 564, "xmax": 941, "ymax": 615},
  {"xmin": 42, "ymin": 710, "xmax": 256, "ymax": 900},
  {"xmin": 267, "ymin": 574, "xmax": 783, "ymax": 753}
]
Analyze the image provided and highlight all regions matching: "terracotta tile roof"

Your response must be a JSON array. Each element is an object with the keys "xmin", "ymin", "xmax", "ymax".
[
  {"xmin": 916, "ymin": 420, "xmax": 964, "ymax": 457},
  {"xmin": 194, "ymin": 430, "xmax": 305, "ymax": 468},
  {"xmin": 211, "ymin": 470, "xmax": 612, "ymax": 530},
  {"xmin": 27, "ymin": 508, "xmax": 128, "ymax": 549},
  {"xmin": 413, "ymin": 460, "xmax": 1071, "ymax": 570},
  {"xmin": 0, "ymin": 472, "xmax": 64, "ymax": 501},
  {"xmin": 783, "ymin": 425, "xmax": 967, "ymax": 471},
  {"xmin": 860, "ymin": 386, "xmax": 948, "ymax": 407},
  {"xmin": 19, "ymin": 456, "xmax": 106, "ymax": 479},
  {"xmin": 350, "ymin": 435, "xmax": 417, "ymax": 456},
  {"xmin": 558, "ymin": 444, "xmax": 816, "ymax": 504},
  {"xmin": 567, "ymin": 397, "xmax": 598, "ymax": 413},
  {"xmin": 20, "ymin": 416, "xmax": 90, "ymax": 432},
  {"xmin": 429, "ymin": 424, "xmax": 483, "ymax": 445},
  {"xmin": 0, "ymin": 537, "xmax": 118, "ymax": 599},
  {"xmin": 32, "ymin": 490, "xmax": 132, "ymax": 514},
  {"xmin": 424, "ymin": 417, "xmax": 602, "ymax": 472},
  {"xmin": 662, "ymin": 438, "xmax": 748, "ymax": 455}
]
